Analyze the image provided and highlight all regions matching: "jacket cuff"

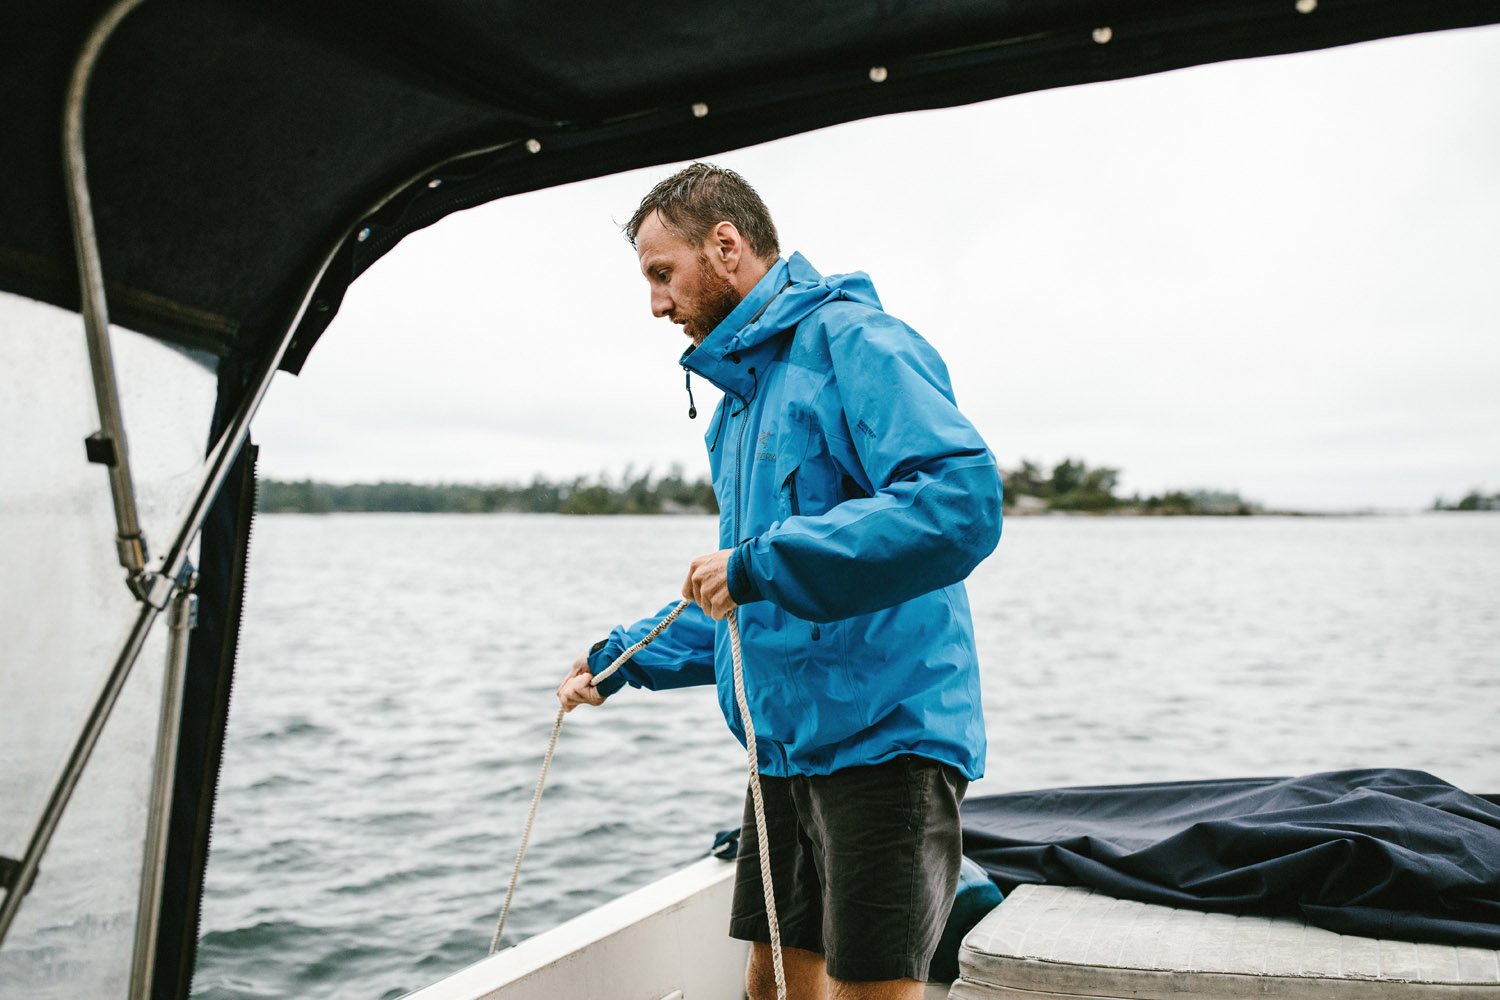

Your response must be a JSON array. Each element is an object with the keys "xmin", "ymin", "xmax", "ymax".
[
  {"xmin": 586, "ymin": 637, "xmax": 628, "ymax": 698},
  {"xmin": 727, "ymin": 542, "xmax": 765, "ymax": 606}
]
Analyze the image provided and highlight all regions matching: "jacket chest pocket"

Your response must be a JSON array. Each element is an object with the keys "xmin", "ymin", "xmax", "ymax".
[
  {"xmin": 782, "ymin": 467, "xmax": 802, "ymax": 517},
  {"xmin": 772, "ymin": 413, "xmax": 813, "ymax": 520}
]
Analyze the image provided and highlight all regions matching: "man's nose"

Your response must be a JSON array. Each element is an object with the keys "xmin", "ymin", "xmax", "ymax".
[{"xmin": 651, "ymin": 286, "xmax": 672, "ymax": 318}]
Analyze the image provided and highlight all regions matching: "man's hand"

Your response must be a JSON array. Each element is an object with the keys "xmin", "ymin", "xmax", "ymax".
[
  {"xmin": 684, "ymin": 548, "xmax": 738, "ymax": 620},
  {"xmin": 556, "ymin": 655, "xmax": 606, "ymax": 712}
]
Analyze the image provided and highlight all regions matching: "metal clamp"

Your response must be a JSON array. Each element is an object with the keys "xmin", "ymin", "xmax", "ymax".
[{"xmin": 127, "ymin": 559, "xmax": 197, "ymax": 610}]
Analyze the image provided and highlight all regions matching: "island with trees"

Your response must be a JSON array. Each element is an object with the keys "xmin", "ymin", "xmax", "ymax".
[{"xmin": 1432, "ymin": 490, "xmax": 1499, "ymax": 512}]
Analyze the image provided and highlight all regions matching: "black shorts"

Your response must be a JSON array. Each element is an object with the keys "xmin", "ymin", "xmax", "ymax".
[{"xmin": 727, "ymin": 755, "xmax": 969, "ymax": 982}]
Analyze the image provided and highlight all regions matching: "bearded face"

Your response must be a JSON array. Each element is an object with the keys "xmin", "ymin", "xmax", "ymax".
[
  {"xmin": 679, "ymin": 252, "xmax": 743, "ymax": 344},
  {"xmin": 636, "ymin": 210, "xmax": 748, "ymax": 345}
]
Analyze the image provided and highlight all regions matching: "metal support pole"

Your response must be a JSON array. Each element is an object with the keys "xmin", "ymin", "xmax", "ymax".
[
  {"xmin": 129, "ymin": 581, "xmax": 197, "ymax": 1000},
  {"xmin": 63, "ymin": 0, "xmax": 154, "ymax": 585}
]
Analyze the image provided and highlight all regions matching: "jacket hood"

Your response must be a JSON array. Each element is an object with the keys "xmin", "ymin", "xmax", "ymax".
[
  {"xmin": 728, "ymin": 252, "xmax": 883, "ymax": 353},
  {"xmin": 682, "ymin": 252, "xmax": 882, "ymax": 396}
]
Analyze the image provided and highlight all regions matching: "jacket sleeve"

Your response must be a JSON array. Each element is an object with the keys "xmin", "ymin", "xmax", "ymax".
[
  {"xmin": 727, "ymin": 310, "xmax": 1002, "ymax": 623},
  {"xmin": 586, "ymin": 599, "xmax": 718, "ymax": 697}
]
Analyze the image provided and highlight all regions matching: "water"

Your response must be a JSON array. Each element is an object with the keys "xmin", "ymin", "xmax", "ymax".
[{"xmin": 192, "ymin": 513, "xmax": 1500, "ymax": 999}]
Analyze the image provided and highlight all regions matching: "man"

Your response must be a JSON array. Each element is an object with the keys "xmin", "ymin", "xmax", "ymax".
[{"xmin": 558, "ymin": 163, "xmax": 1002, "ymax": 1000}]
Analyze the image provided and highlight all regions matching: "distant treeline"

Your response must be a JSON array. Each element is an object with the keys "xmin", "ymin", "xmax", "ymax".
[
  {"xmin": 258, "ymin": 468, "xmax": 718, "ymax": 515},
  {"xmin": 258, "ymin": 458, "xmax": 1257, "ymax": 516},
  {"xmin": 1433, "ymin": 490, "xmax": 1499, "ymax": 512}
]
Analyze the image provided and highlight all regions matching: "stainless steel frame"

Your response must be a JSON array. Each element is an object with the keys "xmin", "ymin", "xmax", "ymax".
[
  {"xmin": 64, "ymin": 0, "xmax": 153, "ymax": 584},
  {"xmin": 129, "ymin": 584, "xmax": 197, "ymax": 1000}
]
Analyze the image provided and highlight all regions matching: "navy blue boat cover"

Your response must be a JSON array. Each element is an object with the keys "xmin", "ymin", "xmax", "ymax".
[{"xmin": 961, "ymin": 769, "xmax": 1500, "ymax": 948}]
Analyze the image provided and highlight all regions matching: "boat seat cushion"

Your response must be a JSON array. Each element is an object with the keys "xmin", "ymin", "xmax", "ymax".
[{"xmin": 952, "ymin": 884, "xmax": 1500, "ymax": 999}]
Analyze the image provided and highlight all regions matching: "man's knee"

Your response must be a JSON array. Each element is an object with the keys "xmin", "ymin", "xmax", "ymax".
[
  {"xmin": 829, "ymin": 975, "xmax": 925, "ymax": 1000},
  {"xmin": 747, "ymin": 943, "xmax": 828, "ymax": 1000},
  {"xmin": 746, "ymin": 943, "xmax": 777, "ymax": 1000}
]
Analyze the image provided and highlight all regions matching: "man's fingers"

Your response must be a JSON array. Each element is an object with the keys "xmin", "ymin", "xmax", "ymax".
[
  {"xmin": 684, "ymin": 550, "xmax": 736, "ymax": 619},
  {"xmin": 558, "ymin": 656, "xmax": 603, "ymax": 710},
  {"xmin": 558, "ymin": 672, "xmax": 605, "ymax": 712},
  {"xmin": 557, "ymin": 655, "xmax": 589, "ymax": 697},
  {"xmin": 684, "ymin": 565, "xmax": 706, "ymax": 608}
]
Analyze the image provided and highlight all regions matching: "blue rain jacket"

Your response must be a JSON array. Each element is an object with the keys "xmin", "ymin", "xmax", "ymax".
[{"xmin": 588, "ymin": 253, "xmax": 1001, "ymax": 779}]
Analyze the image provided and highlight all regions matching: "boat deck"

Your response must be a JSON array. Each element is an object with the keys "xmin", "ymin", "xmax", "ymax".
[{"xmin": 953, "ymin": 884, "xmax": 1500, "ymax": 999}]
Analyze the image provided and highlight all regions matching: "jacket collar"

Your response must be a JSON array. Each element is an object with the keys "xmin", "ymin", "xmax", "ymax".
[{"xmin": 681, "ymin": 256, "xmax": 791, "ymax": 399}]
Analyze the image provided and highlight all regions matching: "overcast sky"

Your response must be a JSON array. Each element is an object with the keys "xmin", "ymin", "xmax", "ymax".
[{"xmin": 253, "ymin": 24, "xmax": 1500, "ymax": 512}]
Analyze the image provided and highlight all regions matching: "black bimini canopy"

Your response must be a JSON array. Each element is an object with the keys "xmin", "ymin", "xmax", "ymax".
[{"xmin": 4, "ymin": 0, "xmax": 1498, "ymax": 374}]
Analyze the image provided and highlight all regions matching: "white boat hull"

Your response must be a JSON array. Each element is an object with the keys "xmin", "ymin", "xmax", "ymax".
[{"xmin": 405, "ymin": 858, "xmax": 747, "ymax": 1000}]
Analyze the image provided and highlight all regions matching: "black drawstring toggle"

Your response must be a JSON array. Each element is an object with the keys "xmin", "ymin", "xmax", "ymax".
[{"xmin": 684, "ymin": 370, "xmax": 698, "ymax": 419}]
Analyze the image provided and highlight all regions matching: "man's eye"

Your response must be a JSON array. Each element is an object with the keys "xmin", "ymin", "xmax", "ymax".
[{"xmin": 657, "ymin": 270, "xmax": 670, "ymax": 282}]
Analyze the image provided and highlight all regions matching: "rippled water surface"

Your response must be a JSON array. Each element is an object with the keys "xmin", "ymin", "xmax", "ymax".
[{"xmin": 192, "ymin": 513, "xmax": 1500, "ymax": 999}]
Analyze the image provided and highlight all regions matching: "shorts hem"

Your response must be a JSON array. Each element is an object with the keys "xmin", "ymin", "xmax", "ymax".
[
  {"xmin": 728, "ymin": 917, "xmax": 823, "ymax": 956},
  {"xmin": 824, "ymin": 951, "xmax": 931, "ymax": 984}
]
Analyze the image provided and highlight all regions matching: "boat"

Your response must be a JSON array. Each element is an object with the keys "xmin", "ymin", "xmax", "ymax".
[{"xmin": 2, "ymin": 2, "xmax": 1498, "ymax": 997}]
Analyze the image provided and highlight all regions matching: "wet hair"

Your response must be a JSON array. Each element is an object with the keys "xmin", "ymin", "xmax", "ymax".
[{"xmin": 624, "ymin": 162, "xmax": 780, "ymax": 261}]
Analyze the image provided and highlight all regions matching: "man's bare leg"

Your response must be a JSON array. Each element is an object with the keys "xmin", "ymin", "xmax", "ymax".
[
  {"xmin": 830, "ymin": 976, "xmax": 924, "ymax": 1000},
  {"xmin": 747, "ymin": 945, "xmax": 925, "ymax": 1000},
  {"xmin": 747, "ymin": 943, "xmax": 828, "ymax": 1000}
]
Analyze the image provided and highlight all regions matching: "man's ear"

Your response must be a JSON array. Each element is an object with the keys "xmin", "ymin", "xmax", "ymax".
[{"xmin": 710, "ymin": 221, "xmax": 743, "ymax": 273}]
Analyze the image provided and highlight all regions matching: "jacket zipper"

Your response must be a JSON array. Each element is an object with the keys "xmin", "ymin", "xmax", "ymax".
[{"xmin": 733, "ymin": 394, "xmax": 752, "ymax": 542}]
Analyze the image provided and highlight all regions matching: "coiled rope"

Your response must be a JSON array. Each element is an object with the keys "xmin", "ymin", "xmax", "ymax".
[{"xmin": 489, "ymin": 600, "xmax": 788, "ymax": 1000}]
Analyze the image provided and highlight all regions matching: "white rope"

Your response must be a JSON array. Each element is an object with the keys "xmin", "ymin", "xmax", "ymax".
[
  {"xmin": 728, "ymin": 607, "xmax": 787, "ymax": 1000},
  {"xmin": 589, "ymin": 598, "xmax": 693, "ymax": 688},
  {"xmin": 489, "ymin": 704, "xmax": 563, "ymax": 954},
  {"xmin": 488, "ymin": 599, "xmax": 787, "ymax": 999},
  {"xmin": 489, "ymin": 598, "xmax": 695, "ymax": 954}
]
